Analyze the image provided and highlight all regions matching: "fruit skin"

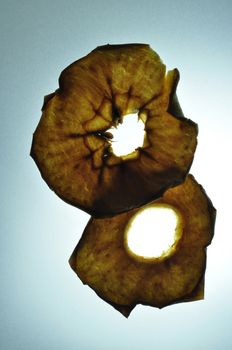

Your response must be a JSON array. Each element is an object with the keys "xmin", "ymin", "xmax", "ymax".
[
  {"xmin": 31, "ymin": 44, "xmax": 198, "ymax": 218},
  {"xmin": 69, "ymin": 175, "xmax": 216, "ymax": 317}
]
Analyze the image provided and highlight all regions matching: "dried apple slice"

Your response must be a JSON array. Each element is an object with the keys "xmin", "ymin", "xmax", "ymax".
[
  {"xmin": 31, "ymin": 44, "xmax": 198, "ymax": 217},
  {"xmin": 69, "ymin": 175, "xmax": 216, "ymax": 317}
]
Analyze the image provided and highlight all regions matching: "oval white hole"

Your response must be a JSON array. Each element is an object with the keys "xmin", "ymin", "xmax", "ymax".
[{"xmin": 125, "ymin": 205, "xmax": 180, "ymax": 260}]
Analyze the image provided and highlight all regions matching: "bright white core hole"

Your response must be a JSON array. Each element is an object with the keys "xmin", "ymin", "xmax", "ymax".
[
  {"xmin": 126, "ymin": 206, "xmax": 179, "ymax": 259},
  {"xmin": 110, "ymin": 113, "xmax": 144, "ymax": 156}
]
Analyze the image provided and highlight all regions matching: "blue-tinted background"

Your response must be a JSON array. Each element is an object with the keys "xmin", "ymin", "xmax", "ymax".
[{"xmin": 1, "ymin": 1, "xmax": 231, "ymax": 349}]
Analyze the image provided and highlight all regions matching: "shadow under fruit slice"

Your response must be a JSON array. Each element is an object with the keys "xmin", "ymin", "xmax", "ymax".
[
  {"xmin": 31, "ymin": 44, "xmax": 198, "ymax": 217},
  {"xmin": 69, "ymin": 175, "xmax": 216, "ymax": 317}
]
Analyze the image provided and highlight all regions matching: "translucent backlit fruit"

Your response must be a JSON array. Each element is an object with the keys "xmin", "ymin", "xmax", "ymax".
[
  {"xmin": 69, "ymin": 175, "xmax": 216, "ymax": 317},
  {"xmin": 31, "ymin": 44, "xmax": 215, "ymax": 318},
  {"xmin": 31, "ymin": 44, "xmax": 198, "ymax": 217}
]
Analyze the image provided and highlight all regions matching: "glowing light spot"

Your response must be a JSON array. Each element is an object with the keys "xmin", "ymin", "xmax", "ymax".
[
  {"xmin": 126, "ymin": 205, "xmax": 180, "ymax": 259},
  {"xmin": 110, "ymin": 113, "xmax": 145, "ymax": 156}
]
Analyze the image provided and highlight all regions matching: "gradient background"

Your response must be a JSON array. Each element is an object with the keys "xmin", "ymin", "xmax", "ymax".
[{"xmin": 1, "ymin": 1, "xmax": 231, "ymax": 349}]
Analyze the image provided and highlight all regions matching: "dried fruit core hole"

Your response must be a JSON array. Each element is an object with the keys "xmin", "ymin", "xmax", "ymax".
[
  {"xmin": 110, "ymin": 113, "xmax": 145, "ymax": 156},
  {"xmin": 125, "ymin": 205, "xmax": 181, "ymax": 260}
]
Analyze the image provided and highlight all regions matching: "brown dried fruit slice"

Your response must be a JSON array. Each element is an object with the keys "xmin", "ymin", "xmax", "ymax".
[
  {"xmin": 31, "ymin": 44, "xmax": 198, "ymax": 217},
  {"xmin": 69, "ymin": 175, "xmax": 216, "ymax": 317}
]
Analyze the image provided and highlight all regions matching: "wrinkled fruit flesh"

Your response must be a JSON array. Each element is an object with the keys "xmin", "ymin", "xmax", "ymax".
[
  {"xmin": 69, "ymin": 175, "xmax": 216, "ymax": 317},
  {"xmin": 31, "ymin": 44, "xmax": 198, "ymax": 217}
]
